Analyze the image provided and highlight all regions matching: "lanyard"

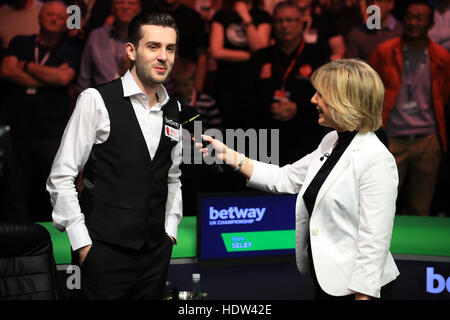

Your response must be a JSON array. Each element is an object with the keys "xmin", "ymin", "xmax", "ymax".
[
  {"xmin": 34, "ymin": 38, "xmax": 51, "ymax": 66},
  {"xmin": 403, "ymin": 44, "xmax": 428, "ymax": 101},
  {"xmin": 275, "ymin": 40, "xmax": 305, "ymax": 89}
]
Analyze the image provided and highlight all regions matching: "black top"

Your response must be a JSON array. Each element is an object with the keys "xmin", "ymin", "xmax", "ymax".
[
  {"xmin": 211, "ymin": 8, "xmax": 271, "ymax": 52},
  {"xmin": 211, "ymin": 8, "xmax": 271, "ymax": 83},
  {"xmin": 302, "ymin": 131, "xmax": 357, "ymax": 216}
]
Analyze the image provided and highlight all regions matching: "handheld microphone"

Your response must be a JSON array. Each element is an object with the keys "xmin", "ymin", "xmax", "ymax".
[
  {"xmin": 179, "ymin": 106, "xmax": 224, "ymax": 173},
  {"xmin": 320, "ymin": 153, "xmax": 330, "ymax": 161},
  {"xmin": 180, "ymin": 106, "xmax": 201, "ymax": 132}
]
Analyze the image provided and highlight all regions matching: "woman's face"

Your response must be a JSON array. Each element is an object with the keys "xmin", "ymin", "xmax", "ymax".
[{"xmin": 311, "ymin": 91, "xmax": 341, "ymax": 130}]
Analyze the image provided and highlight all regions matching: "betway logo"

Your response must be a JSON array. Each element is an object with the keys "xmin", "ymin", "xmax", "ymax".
[{"xmin": 209, "ymin": 206, "xmax": 266, "ymax": 225}]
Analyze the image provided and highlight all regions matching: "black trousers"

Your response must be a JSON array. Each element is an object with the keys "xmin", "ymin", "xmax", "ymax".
[{"xmin": 79, "ymin": 236, "xmax": 173, "ymax": 300}]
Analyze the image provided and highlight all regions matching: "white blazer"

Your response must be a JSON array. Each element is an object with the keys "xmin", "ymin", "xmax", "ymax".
[{"xmin": 247, "ymin": 130, "xmax": 400, "ymax": 298}]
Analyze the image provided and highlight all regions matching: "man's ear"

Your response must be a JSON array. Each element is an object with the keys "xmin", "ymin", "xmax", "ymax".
[{"xmin": 126, "ymin": 42, "xmax": 136, "ymax": 63}]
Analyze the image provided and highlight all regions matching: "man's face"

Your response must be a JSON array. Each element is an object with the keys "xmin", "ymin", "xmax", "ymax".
[
  {"xmin": 366, "ymin": 0, "xmax": 394, "ymax": 21},
  {"xmin": 39, "ymin": 2, "xmax": 67, "ymax": 34},
  {"xmin": 404, "ymin": 4, "xmax": 433, "ymax": 40},
  {"xmin": 128, "ymin": 25, "xmax": 177, "ymax": 86},
  {"xmin": 273, "ymin": 7, "xmax": 303, "ymax": 43},
  {"xmin": 111, "ymin": 0, "xmax": 141, "ymax": 24}
]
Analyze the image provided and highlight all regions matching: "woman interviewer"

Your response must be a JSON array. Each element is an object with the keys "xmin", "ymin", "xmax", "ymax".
[{"xmin": 198, "ymin": 59, "xmax": 400, "ymax": 300}]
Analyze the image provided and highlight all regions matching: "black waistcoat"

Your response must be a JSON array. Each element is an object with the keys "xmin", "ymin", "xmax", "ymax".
[{"xmin": 79, "ymin": 78, "xmax": 180, "ymax": 250}]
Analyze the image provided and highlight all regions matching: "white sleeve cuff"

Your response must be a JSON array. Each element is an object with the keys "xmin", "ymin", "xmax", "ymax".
[
  {"xmin": 165, "ymin": 214, "xmax": 180, "ymax": 244},
  {"xmin": 66, "ymin": 222, "xmax": 92, "ymax": 251}
]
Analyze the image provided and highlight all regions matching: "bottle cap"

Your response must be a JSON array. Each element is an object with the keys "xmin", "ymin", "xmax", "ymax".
[{"xmin": 192, "ymin": 273, "xmax": 200, "ymax": 281}]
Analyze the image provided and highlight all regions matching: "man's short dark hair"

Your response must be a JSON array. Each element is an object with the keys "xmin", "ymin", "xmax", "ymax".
[
  {"xmin": 272, "ymin": 1, "xmax": 302, "ymax": 17},
  {"xmin": 406, "ymin": 0, "xmax": 435, "ymax": 12},
  {"xmin": 406, "ymin": 0, "xmax": 435, "ymax": 23},
  {"xmin": 128, "ymin": 11, "xmax": 179, "ymax": 48}
]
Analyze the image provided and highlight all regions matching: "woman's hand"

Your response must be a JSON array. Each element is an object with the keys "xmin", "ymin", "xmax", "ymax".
[
  {"xmin": 355, "ymin": 293, "xmax": 371, "ymax": 300},
  {"xmin": 194, "ymin": 135, "xmax": 254, "ymax": 179},
  {"xmin": 194, "ymin": 134, "xmax": 231, "ymax": 165}
]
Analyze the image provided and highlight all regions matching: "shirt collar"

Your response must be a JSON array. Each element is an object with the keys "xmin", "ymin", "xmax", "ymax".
[{"xmin": 121, "ymin": 70, "xmax": 170, "ymax": 107}]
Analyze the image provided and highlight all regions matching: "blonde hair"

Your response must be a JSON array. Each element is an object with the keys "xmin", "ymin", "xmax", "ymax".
[{"xmin": 311, "ymin": 59, "xmax": 384, "ymax": 132}]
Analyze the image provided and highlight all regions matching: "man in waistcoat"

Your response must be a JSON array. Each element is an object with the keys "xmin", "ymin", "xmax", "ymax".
[{"xmin": 46, "ymin": 11, "xmax": 183, "ymax": 299}]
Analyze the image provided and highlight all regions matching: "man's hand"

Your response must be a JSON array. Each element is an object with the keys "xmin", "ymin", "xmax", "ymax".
[
  {"xmin": 78, "ymin": 244, "xmax": 92, "ymax": 266},
  {"xmin": 271, "ymin": 100, "xmax": 297, "ymax": 121}
]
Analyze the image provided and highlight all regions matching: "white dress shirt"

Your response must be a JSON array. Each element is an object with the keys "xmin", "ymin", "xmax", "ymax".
[{"xmin": 46, "ymin": 70, "xmax": 183, "ymax": 251}]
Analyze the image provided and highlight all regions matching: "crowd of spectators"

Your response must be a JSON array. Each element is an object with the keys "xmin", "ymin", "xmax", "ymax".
[{"xmin": 0, "ymin": 0, "xmax": 448, "ymax": 222}]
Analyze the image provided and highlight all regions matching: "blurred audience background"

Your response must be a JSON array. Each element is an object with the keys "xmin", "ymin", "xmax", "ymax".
[{"xmin": 0, "ymin": 0, "xmax": 448, "ymax": 222}]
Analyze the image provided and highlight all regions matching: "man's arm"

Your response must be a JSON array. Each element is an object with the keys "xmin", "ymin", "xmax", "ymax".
[
  {"xmin": 164, "ymin": 110, "xmax": 184, "ymax": 244},
  {"xmin": 0, "ymin": 55, "xmax": 44, "ymax": 87},
  {"xmin": 47, "ymin": 89, "xmax": 109, "ymax": 252},
  {"xmin": 26, "ymin": 61, "xmax": 76, "ymax": 86}
]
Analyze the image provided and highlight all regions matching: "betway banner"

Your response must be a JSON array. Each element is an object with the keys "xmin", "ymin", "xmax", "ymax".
[{"xmin": 199, "ymin": 193, "xmax": 297, "ymax": 260}]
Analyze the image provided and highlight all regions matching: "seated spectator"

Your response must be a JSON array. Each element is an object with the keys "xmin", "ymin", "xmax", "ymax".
[
  {"xmin": 428, "ymin": 0, "xmax": 450, "ymax": 51},
  {"xmin": 0, "ymin": 0, "xmax": 43, "ymax": 49},
  {"xmin": 0, "ymin": 1, "xmax": 80, "ymax": 221},
  {"xmin": 368, "ymin": 0, "xmax": 450, "ymax": 216},
  {"xmin": 249, "ymin": 1, "xmax": 326, "ymax": 165},
  {"xmin": 77, "ymin": 0, "xmax": 141, "ymax": 91},
  {"xmin": 170, "ymin": 58, "xmax": 223, "ymax": 131},
  {"xmin": 346, "ymin": 0, "xmax": 404, "ymax": 60},
  {"xmin": 294, "ymin": 0, "xmax": 346, "ymax": 60},
  {"xmin": 210, "ymin": 0, "xmax": 271, "ymax": 129}
]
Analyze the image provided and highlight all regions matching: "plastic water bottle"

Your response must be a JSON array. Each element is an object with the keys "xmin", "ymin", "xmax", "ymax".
[{"xmin": 191, "ymin": 273, "xmax": 201, "ymax": 300}]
